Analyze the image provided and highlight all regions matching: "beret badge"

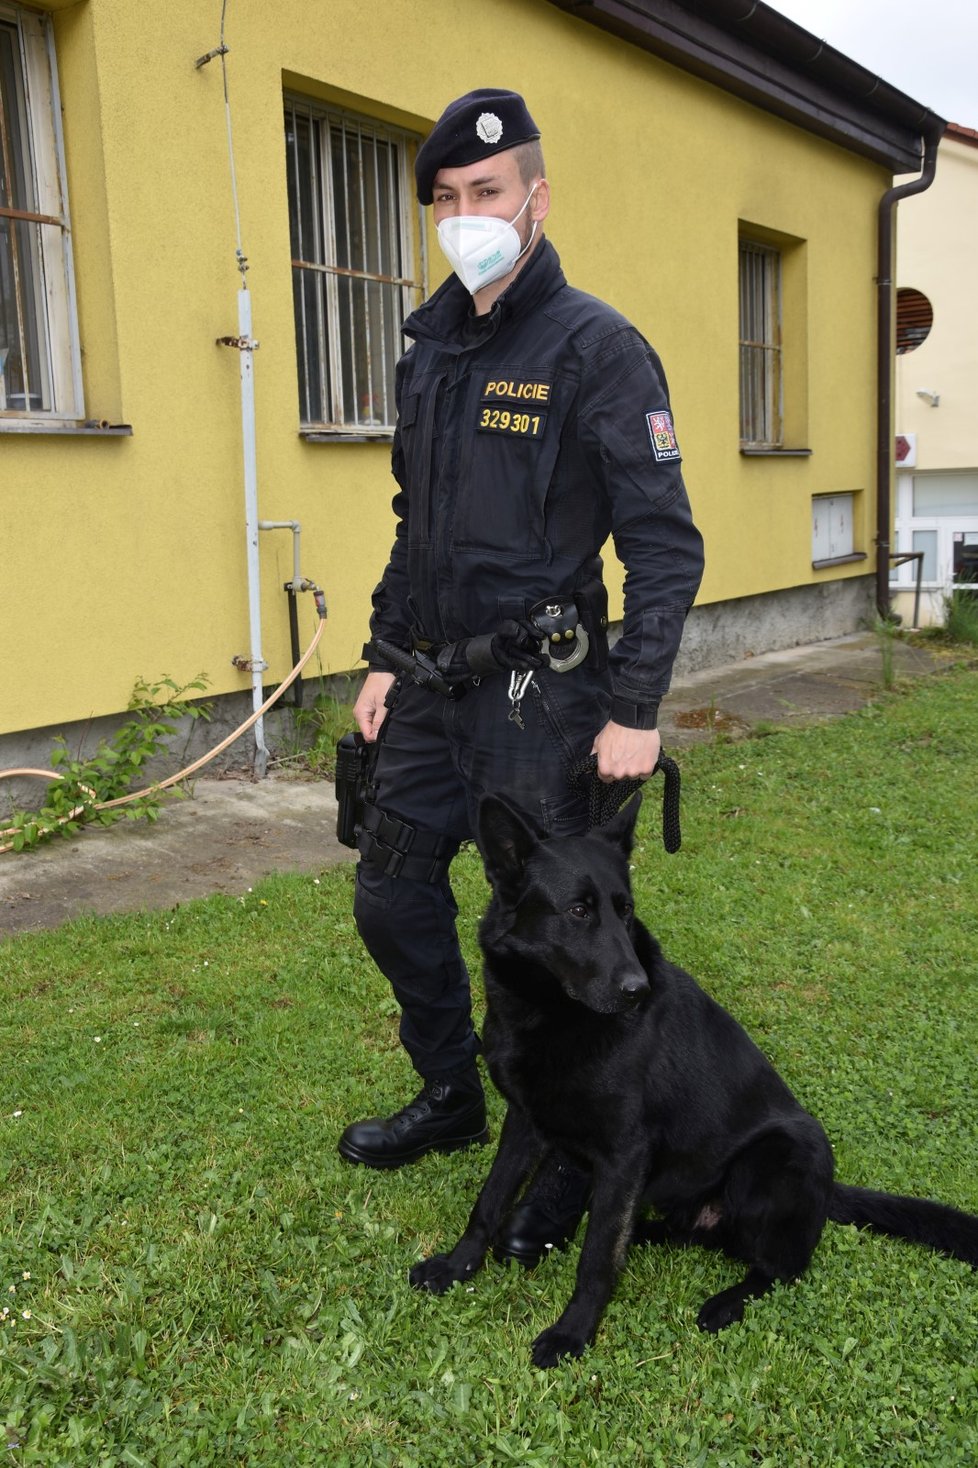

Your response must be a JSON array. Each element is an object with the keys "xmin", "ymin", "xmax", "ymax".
[{"xmin": 476, "ymin": 112, "xmax": 504, "ymax": 145}]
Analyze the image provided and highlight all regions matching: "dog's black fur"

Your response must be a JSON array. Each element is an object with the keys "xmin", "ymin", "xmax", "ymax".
[{"xmin": 410, "ymin": 795, "xmax": 978, "ymax": 1367}]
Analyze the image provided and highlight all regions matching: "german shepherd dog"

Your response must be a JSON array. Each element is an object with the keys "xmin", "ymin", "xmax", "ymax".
[{"xmin": 410, "ymin": 795, "xmax": 978, "ymax": 1368}]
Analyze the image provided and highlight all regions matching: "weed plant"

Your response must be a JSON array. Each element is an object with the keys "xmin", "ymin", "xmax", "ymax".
[
  {"xmin": 942, "ymin": 589, "xmax": 978, "ymax": 646},
  {"xmin": 872, "ymin": 614, "xmax": 899, "ymax": 691},
  {"xmin": 271, "ymin": 689, "xmax": 358, "ymax": 779},
  {"xmin": 1, "ymin": 670, "xmax": 977, "ymax": 1464},
  {"xmin": 2, "ymin": 676, "xmax": 211, "ymax": 853}
]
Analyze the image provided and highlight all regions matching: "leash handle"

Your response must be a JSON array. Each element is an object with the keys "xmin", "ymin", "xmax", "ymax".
[
  {"xmin": 654, "ymin": 752, "xmax": 682, "ymax": 854},
  {"xmin": 569, "ymin": 748, "xmax": 682, "ymax": 853}
]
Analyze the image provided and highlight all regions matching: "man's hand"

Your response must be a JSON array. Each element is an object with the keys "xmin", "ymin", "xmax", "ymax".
[
  {"xmin": 354, "ymin": 671, "xmax": 397, "ymax": 742},
  {"xmin": 591, "ymin": 721, "xmax": 661, "ymax": 783}
]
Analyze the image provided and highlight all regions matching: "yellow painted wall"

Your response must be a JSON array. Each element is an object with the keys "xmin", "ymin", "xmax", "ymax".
[{"xmin": 0, "ymin": 0, "xmax": 890, "ymax": 737}]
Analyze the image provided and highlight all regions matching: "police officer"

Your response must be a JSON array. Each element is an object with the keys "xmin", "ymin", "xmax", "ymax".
[{"xmin": 339, "ymin": 89, "xmax": 704, "ymax": 1264}]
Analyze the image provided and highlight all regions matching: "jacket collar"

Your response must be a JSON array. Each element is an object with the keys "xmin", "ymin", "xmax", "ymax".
[{"xmin": 402, "ymin": 237, "xmax": 565, "ymax": 355}]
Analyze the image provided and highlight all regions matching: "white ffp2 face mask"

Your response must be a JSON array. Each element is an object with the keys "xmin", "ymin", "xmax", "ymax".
[{"xmin": 436, "ymin": 184, "xmax": 541, "ymax": 295}]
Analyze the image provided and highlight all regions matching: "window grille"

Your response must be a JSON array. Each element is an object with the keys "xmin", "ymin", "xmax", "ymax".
[
  {"xmin": 0, "ymin": 5, "xmax": 81, "ymax": 420},
  {"xmin": 285, "ymin": 97, "xmax": 425, "ymax": 435},
  {"xmin": 738, "ymin": 240, "xmax": 782, "ymax": 448},
  {"xmin": 895, "ymin": 287, "xmax": 933, "ymax": 354}
]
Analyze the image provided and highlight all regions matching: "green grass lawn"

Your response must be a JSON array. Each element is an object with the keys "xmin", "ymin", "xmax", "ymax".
[{"xmin": 2, "ymin": 666, "xmax": 977, "ymax": 1466}]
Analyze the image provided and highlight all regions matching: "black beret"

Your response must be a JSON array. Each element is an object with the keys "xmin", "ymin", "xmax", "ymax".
[{"xmin": 415, "ymin": 89, "xmax": 541, "ymax": 204}]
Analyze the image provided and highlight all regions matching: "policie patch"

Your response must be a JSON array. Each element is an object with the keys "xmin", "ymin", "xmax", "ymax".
[
  {"xmin": 477, "ymin": 377, "xmax": 551, "ymax": 438},
  {"xmin": 646, "ymin": 410, "xmax": 681, "ymax": 463}
]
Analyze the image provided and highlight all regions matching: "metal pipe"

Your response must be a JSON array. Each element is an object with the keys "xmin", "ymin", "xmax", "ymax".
[
  {"xmin": 259, "ymin": 519, "xmax": 307, "ymax": 708},
  {"xmin": 237, "ymin": 286, "xmax": 268, "ymax": 774},
  {"xmin": 258, "ymin": 519, "xmax": 303, "ymax": 589},
  {"xmin": 875, "ymin": 125, "xmax": 943, "ymax": 619},
  {"xmin": 286, "ymin": 588, "xmax": 303, "ymax": 707}
]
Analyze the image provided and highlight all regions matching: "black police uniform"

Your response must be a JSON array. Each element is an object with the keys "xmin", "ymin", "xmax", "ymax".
[{"xmin": 353, "ymin": 236, "xmax": 704, "ymax": 1083}]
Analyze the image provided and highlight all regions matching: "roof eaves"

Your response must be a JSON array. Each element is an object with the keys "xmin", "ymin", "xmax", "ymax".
[
  {"xmin": 944, "ymin": 122, "xmax": 978, "ymax": 149},
  {"xmin": 545, "ymin": 0, "xmax": 946, "ymax": 172}
]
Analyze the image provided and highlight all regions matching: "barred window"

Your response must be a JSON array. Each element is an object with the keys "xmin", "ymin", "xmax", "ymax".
[
  {"xmin": 739, "ymin": 240, "xmax": 782, "ymax": 448},
  {"xmin": 285, "ymin": 97, "xmax": 425, "ymax": 437},
  {"xmin": 0, "ymin": 3, "xmax": 82, "ymax": 422}
]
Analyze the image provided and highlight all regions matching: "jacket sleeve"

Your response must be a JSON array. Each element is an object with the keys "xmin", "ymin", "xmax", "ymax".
[
  {"xmin": 578, "ymin": 328, "xmax": 704, "ymax": 729},
  {"xmin": 366, "ymin": 361, "xmax": 415, "ymax": 662}
]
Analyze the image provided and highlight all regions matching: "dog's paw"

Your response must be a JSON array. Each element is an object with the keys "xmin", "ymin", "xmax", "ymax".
[
  {"xmin": 696, "ymin": 1289, "xmax": 746, "ymax": 1333},
  {"xmin": 409, "ymin": 1254, "xmax": 462, "ymax": 1295},
  {"xmin": 531, "ymin": 1323, "xmax": 589, "ymax": 1369}
]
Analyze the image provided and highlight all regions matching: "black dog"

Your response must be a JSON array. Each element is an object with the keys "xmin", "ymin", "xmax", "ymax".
[{"xmin": 410, "ymin": 795, "xmax": 978, "ymax": 1368}]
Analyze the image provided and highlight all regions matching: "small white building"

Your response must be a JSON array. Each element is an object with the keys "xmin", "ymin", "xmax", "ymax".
[{"xmin": 892, "ymin": 123, "xmax": 978, "ymax": 625}]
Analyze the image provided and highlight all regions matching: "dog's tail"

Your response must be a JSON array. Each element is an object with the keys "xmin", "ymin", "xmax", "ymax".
[{"xmin": 829, "ymin": 1183, "xmax": 978, "ymax": 1267}]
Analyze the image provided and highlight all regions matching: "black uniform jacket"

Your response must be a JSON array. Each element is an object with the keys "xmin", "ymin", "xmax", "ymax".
[{"xmin": 369, "ymin": 238, "xmax": 704, "ymax": 729}]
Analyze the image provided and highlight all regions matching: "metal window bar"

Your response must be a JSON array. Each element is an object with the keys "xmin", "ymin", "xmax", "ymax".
[
  {"xmin": 286, "ymin": 96, "xmax": 423, "ymax": 433},
  {"xmin": 288, "ymin": 104, "xmax": 308, "ymax": 421},
  {"xmin": 0, "ymin": 16, "xmax": 53, "ymax": 414},
  {"xmin": 336, "ymin": 117, "xmax": 353, "ymax": 424},
  {"xmin": 739, "ymin": 242, "xmax": 782, "ymax": 448},
  {"xmin": 353, "ymin": 118, "xmax": 370, "ymax": 426},
  {"xmin": 372, "ymin": 129, "xmax": 388, "ymax": 426},
  {"xmin": 287, "ymin": 102, "xmax": 330, "ymax": 424},
  {"xmin": 286, "ymin": 103, "xmax": 306, "ymax": 418},
  {"xmin": 381, "ymin": 128, "xmax": 396, "ymax": 428}
]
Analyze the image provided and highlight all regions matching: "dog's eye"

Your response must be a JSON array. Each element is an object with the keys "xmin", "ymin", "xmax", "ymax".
[
  {"xmin": 567, "ymin": 903, "xmax": 590, "ymax": 920},
  {"xmin": 619, "ymin": 901, "xmax": 634, "ymax": 918}
]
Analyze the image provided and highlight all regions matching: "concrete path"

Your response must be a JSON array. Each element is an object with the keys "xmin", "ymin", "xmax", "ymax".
[{"xmin": 0, "ymin": 632, "xmax": 948, "ymax": 939}]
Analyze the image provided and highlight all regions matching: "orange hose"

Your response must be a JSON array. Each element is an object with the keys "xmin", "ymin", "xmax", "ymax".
[{"xmin": 0, "ymin": 608, "xmax": 327, "ymax": 854}]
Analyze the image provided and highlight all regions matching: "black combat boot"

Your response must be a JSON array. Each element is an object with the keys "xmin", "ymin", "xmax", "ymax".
[
  {"xmin": 338, "ymin": 1068, "xmax": 488, "ymax": 1169},
  {"xmin": 494, "ymin": 1154, "xmax": 592, "ymax": 1266}
]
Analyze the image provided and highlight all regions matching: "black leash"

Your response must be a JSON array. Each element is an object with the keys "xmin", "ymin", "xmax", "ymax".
[
  {"xmin": 570, "ymin": 751, "xmax": 682, "ymax": 853},
  {"xmin": 657, "ymin": 753, "xmax": 682, "ymax": 853}
]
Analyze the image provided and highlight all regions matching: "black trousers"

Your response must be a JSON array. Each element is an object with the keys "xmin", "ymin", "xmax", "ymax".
[{"xmin": 353, "ymin": 663, "xmax": 611, "ymax": 1079}]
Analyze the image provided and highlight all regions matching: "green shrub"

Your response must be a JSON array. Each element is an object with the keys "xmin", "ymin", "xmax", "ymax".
[{"xmin": 2, "ymin": 673, "xmax": 210, "ymax": 852}]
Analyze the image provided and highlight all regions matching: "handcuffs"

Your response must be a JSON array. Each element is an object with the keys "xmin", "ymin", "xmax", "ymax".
[
  {"xmin": 506, "ymin": 597, "xmax": 590, "ymax": 728},
  {"xmin": 529, "ymin": 598, "xmax": 590, "ymax": 674}
]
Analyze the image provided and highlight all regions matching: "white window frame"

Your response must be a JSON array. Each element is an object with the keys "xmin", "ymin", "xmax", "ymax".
[
  {"xmin": 0, "ymin": 1, "xmax": 83, "ymax": 424},
  {"xmin": 892, "ymin": 472, "xmax": 978, "ymax": 591},
  {"xmin": 739, "ymin": 239, "xmax": 782, "ymax": 449},
  {"xmin": 285, "ymin": 95, "xmax": 426, "ymax": 438}
]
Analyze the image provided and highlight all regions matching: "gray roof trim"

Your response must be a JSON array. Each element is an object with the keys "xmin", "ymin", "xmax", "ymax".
[{"xmin": 546, "ymin": 0, "xmax": 946, "ymax": 172}]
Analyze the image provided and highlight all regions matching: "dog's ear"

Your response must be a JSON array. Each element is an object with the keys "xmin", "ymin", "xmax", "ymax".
[
  {"xmin": 478, "ymin": 795, "xmax": 542, "ymax": 888},
  {"xmin": 594, "ymin": 793, "xmax": 642, "ymax": 857}
]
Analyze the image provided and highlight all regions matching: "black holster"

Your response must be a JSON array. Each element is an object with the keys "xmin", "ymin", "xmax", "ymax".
[
  {"xmin": 335, "ymin": 731, "xmax": 371, "ymax": 848},
  {"xmin": 572, "ymin": 578, "xmax": 610, "ymax": 671}
]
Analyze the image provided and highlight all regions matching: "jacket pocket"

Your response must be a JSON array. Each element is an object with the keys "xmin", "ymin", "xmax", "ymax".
[
  {"xmin": 452, "ymin": 370, "xmax": 567, "ymax": 554},
  {"xmin": 400, "ymin": 375, "xmax": 445, "ymax": 549}
]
